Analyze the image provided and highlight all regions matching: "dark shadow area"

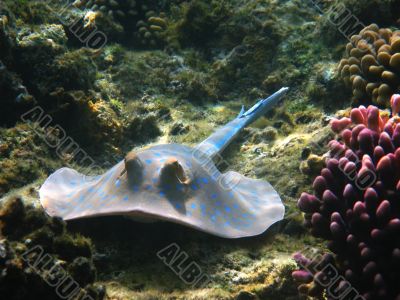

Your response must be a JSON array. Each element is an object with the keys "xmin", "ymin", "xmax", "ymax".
[{"xmin": 67, "ymin": 215, "xmax": 284, "ymax": 291}]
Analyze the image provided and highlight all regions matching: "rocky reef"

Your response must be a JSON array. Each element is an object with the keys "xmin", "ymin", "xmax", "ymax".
[
  {"xmin": 3, "ymin": 0, "xmax": 400, "ymax": 299},
  {"xmin": 0, "ymin": 197, "xmax": 105, "ymax": 299}
]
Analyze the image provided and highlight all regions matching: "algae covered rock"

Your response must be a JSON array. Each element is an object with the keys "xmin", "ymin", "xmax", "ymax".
[
  {"xmin": 0, "ymin": 123, "xmax": 55, "ymax": 197},
  {"xmin": 0, "ymin": 197, "xmax": 105, "ymax": 300},
  {"xmin": 0, "ymin": 10, "xmax": 34, "ymax": 126}
]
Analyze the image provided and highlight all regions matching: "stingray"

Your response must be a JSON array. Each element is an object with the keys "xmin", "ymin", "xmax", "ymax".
[{"xmin": 40, "ymin": 87, "xmax": 288, "ymax": 238}]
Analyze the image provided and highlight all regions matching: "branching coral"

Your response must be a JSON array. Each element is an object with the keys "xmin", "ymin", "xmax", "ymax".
[
  {"xmin": 338, "ymin": 24, "xmax": 400, "ymax": 107},
  {"xmin": 293, "ymin": 94, "xmax": 400, "ymax": 299}
]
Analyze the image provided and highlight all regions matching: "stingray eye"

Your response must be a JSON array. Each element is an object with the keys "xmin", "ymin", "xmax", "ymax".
[
  {"xmin": 160, "ymin": 157, "xmax": 192, "ymax": 185},
  {"xmin": 123, "ymin": 151, "xmax": 144, "ymax": 185}
]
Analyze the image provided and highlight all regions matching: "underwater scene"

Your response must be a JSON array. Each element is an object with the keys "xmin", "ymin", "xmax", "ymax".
[{"xmin": 1, "ymin": 0, "xmax": 400, "ymax": 299}]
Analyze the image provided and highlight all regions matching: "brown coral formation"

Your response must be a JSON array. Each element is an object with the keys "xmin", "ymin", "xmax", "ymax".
[
  {"xmin": 135, "ymin": 13, "xmax": 167, "ymax": 47},
  {"xmin": 74, "ymin": 0, "xmax": 140, "ymax": 22},
  {"xmin": 73, "ymin": 0, "xmax": 167, "ymax": 47},
  {"xmin": 338, "ymin": 24, "xmax": 400, "ymax": 106}
]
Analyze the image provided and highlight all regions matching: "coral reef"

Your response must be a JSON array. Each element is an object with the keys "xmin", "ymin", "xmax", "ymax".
[
  {"xmin": 0, "ymin": 4, "xmax": 129, "ymax": 152},
  {"xmin": 73, "ymin": 0, "xmax": 168, "ymax": 47},
  {"xmin": 338, "ymin": 24, "xmax": 400, "ymax": 106},
  {"xmin": 0, "ymin": 197, "xmax": 105, "ymax": 299},
  {"xmin": 314, "ymin": 0, "xmax": 400, "ymax": 47},
  {"xmin": 0, "ymin": 0, "xmax": 373, "ymax": 298},
  {"xmin": 294, "ymin": 95, "xmax": 400, "ymax": 299},
  {"xmin": 135, "ymin": 13, "xmax": 168, "ymax": 47}
]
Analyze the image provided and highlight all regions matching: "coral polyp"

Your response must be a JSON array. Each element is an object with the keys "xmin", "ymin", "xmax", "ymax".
[{"xmin": 294, "ymin": 94, "xmax": 400, "ymax": 299}]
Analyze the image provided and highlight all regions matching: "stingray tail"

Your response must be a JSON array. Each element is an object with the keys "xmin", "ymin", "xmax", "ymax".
[
  {"xmin": 196, "ymin": 87, "xmax": 289, "ymax": 158},
  {"xmin": 240, "ymin": 87, "xmax": 289, "ymax": 126}
]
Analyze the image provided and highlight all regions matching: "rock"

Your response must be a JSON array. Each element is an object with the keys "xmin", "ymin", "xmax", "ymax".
[{"xmin": 235, "ymin": 291, "xmax": 258, "ymax": 300}]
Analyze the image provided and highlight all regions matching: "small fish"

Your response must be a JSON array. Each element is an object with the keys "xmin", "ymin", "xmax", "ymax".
[{"xmin": 40, "ymin": 88, "xmax": 288, "ymax": 238}]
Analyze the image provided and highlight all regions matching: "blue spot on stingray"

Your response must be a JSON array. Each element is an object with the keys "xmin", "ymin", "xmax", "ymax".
[
  {"xmin": 152, "ymin": 178, "xmax": 158, "ymax": 184},
  {"xmin": 176, "ymin": 184, "xmax": 184, "ymax": 191},
  {"xmin": 70, "ymin": 181, "xmax": 77, "ymax": 186},
  {"xmin": 201, "ymin": 177, "xmax": 209, "ymax": 184},
  {"xmin": 190, "ymin": 184, "xmax": 198, "ymax": 191},
  {"xmin": 233, "ymin": 203, "xmax": 240, "ymax": 209},
  {"xmin": 159, "ymin": 158, "xmax": 166, "ymax": 163},
  {"xmin": 115, "ymin": 180, "xmax": 121, "ymax": 187},
  {"xmin": 78, "ymin": 195, "xmax": 85, "ymax": 202},
  {"xmin": 224, "ymin": 205, "xmax": 231, "ymax": 213},
  {"xmin": 215, "ymin": 209, "xmax": 221, "ymax": 216},
  {"xmin": 211, "ymin": 193, "xmax": 217, "ymax": 199},
  {"xmin": 133, "ymin": 185, "xmax": 139, "ymax": 192},
  {"xmin": 228, "ymin": 192, "xmax": 234, "ymax": 198},
  {"xmin": 103, "ymin": 172, "xmax": 113, "ymax": 182},
  {"xmin": 200, "ymin": 204, "xmax": 207, "ymax": 216},
  {"xmin": 173, "ymin": 202, "xmax": 183, "ymax": 209},
  {"xmin": 145, "ymin": 159, "xmax": 152, "ymax": 165},
  {"xmin": 109, "ymin": 195, "xmax": 117, "ymax": 201},
  {"xmin": 145, "ymin": 184, "xmax": 152, "ymax": 191},
  {"xmin": 84, "ymin": 203, "xmax": 94, "ymax": 210},
  {"xmin": 215, "ymin": 201, "xmax": 221, "ymax": 206},
  {"xmin": 191, "ymin": 203, "xmax": 196, "ymax": 209},
  {"xmin": 210, "ymin": 215, "xmax": 216, "ymax": 222},
  {"xmin": 122, "ymin": 195, "xmax": 129, "ymax": 201},
  {"xmin": 186, "ymin": 161, "xmax": 192, "ymax": 168},
  {"xmin": 154, "ymin": 152, "xmax": 161, "ymax": 157},
  {"xmin": 159, "ymin": 191, "xmax": 166, "ymax": 197}
]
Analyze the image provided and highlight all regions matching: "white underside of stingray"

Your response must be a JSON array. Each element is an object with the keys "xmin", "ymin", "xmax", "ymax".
[{"xmin": 40, "ymin": 88, "xmax": 289, "ymax": 238}]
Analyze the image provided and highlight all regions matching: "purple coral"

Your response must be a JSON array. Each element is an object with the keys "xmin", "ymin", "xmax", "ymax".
[{"xmin": 293, "ymin": 95, "xmax": 400, "ymax": 300}]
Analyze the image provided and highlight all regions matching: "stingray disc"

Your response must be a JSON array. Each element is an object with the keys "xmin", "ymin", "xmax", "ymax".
[{"xmin": 40, "ymin": 144, "xmax": 284, "ymax": 238}]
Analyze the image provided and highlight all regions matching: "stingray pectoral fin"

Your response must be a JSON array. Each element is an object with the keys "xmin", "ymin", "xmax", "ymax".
[
  {"xmin": 219, "ymin": 171, "xmax": 285, "ymax": 237},
  {"xmin": 39, "ymin": 167, "xmax": 95, "ymax": 219},
  {"xmin": 39, "ymin": 162, "xmax": 124, "ymax": 220}
]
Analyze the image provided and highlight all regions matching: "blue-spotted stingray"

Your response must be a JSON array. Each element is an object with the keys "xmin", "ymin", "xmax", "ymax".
[{"xmin": 40, "ymin": 87, "xmax": 288, "ymax": 238}]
